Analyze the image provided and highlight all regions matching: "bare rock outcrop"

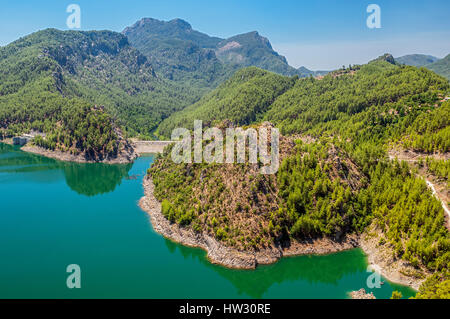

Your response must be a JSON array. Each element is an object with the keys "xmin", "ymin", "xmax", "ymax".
[
  {"xmin": 350, "ymin": 288, "xmax": 376, "ymax": 299},
  {"xmin": 139, "ymin": 176, "xmax": 359, "ymax": 269}
]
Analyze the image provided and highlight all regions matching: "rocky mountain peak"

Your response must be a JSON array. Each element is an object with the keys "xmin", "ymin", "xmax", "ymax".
[{"xmin": 168, "ymin": 18, "xmax": 192, "ymax": 30}]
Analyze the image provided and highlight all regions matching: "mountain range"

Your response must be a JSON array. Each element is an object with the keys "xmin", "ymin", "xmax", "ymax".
[
  {"xmin": 0, "ymin": 17, "xmax": 448, "ymax": 145},
  {"xmin": 122, "ymin": 17, "xmax": 327, "ymax": 90},
  {"xmin": 426, "ymin": 54, "xmax": 450, "ymax": 80},
  {"xmin": 395, "ymin": 53, "xmax": 449, "ymax": 80},
  {"xmin": 149, "ymin": 55, "xmax": 450, "ymax": 299},
  {"xmin": 158, "ymin": 53, "xmax": 449, "ymax": 138},
  {"xmin": 0, "ymin": 28, "xmax": 199, "ymax": 140},
  {"xmin": 0, "ymin": 16, "xmax": 449, "ymax": 299}
]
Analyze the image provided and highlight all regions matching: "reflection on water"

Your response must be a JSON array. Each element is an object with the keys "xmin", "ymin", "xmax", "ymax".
[
  {"xmin": 0, "ymin": 143, "xmax": 132, "ymax": 196},
  {"xmin": 63, "ymin": 162, "xmax": 132, "ymax": 196},
  {"xmin": 163, "ymin": 238, "xmax": 416, "ymax": 299},
  {"xmin": 163, "ymin": 239, "xmax": 367, "ymax": 298},
  {"xmin": 0, "ymin": 143, "xmax": 416, "ymax": 299}
]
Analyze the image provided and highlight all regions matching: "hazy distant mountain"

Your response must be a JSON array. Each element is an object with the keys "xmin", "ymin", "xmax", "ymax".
[
  {"xmin": 394, "ymin": 53, "xmax": 449, "ymax": 80},
  {"xmin": 297, "ymin": 66, "xmax": 329, "ymax": 77},
  {"xmin": 395, "ymin": 54, "xmax": 440, "ymax": 67},
  {"xmin": 122, "ymin": 17, "xmax": 325, "ymax": 89},
  {"xmin": 426, "ymin": 54, "xmax": 450, "ymax": 80}
]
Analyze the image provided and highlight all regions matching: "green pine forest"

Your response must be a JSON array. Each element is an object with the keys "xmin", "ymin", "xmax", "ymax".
[
  {"xmin": 0, "ymin": 21, "xmax": 449, "ymax": 298},
  {"xmin": 0, "ymin": 28, "xmax": 199, "ymax": 146},
  {"xmin": 149, "ymin": 57, "xmax": 450, "ymax": 299}
]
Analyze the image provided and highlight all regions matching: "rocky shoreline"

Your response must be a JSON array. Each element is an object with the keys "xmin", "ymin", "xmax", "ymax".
[
  {"xmin": 139, "ymin": 176, "xmax": 359, "ymax": 269},
  {"xmin": 359, "ymin": 227, "xmax": 428, "ymax": 291},
  {"xmin": 20, "ymin": 145, "xmax": 137, "ymax": 164},
  {"xmin": 139, "ymin": 175, "xmax": 426, "ymax": 292},
  {"xmin": 0, "ymin": 138, "xmax": 13, "ymax": 145}
]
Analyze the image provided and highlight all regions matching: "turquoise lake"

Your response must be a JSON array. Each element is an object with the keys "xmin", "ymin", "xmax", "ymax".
[{"xmin": 0, "ymin": 143, "xmax": 416, "ymax": 299}]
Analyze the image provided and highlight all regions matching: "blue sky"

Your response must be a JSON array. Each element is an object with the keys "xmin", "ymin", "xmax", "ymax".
[{"xmin": 1, "ymin": 0, "xmax": 449, "ymax": 69}]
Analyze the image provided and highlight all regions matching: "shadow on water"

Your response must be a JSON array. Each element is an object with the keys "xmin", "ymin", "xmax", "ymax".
[
  {"xmin": 0, "ymin": 143, "xmax": 132, "ymax": 196},
  {"xmin": 63, "ymin": 162, "xmax": 132, "ymax": 196},
  {"xmin": 163, "ymin": 238, "xmax": 371, "ymax": 298},
  {"xmin": 163, "ymin": 238, "xmax": 417, "ymax": 299}
]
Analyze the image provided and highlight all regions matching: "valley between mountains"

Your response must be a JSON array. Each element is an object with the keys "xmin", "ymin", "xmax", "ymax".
[{"xmin": 1, "ymin": 17, "xmax": 449, "ymax": 299}]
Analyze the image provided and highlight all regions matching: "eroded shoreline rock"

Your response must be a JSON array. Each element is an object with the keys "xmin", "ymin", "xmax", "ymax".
[
  {"xmin": 139, "ymin": 175, "xmax": 426, "ymax": 293},
  {"xmin": 359, "ymin": 226, "xmax": 428, "ymax": 291},
  {"xmin": 139, "ymin": 176, "xmax": 359, "ymax": 269}
]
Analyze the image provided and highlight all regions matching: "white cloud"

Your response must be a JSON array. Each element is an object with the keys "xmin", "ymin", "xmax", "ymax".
[{"xmin": 273, "ymin": 32, "xmax": 450, "ymax": 70}]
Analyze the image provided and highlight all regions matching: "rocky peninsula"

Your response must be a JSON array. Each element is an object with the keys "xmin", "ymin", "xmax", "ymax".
[
  {"xmin": 139, "ymin": 175, "xmax": 425, "ymax": 291},
  {"xmin": 21, "ymin": 144, "xmax": 137, "ymax": 164}
]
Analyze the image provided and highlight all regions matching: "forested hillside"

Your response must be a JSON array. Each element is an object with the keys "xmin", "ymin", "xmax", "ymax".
[
  {"xmin": 395, "ymin": 53, "xmax": 449, "ymax": 80},
  {"xmin": 400, "ymin": 100, "xmax": 449, "ymax": 153},
  {"xmin": 122, "ymin": 18, "xmax": 232, "ymax": 91},
  {"xmin": 426, "ymin": 54, "xmax": 450, "ymax": 80},
  {"xmin": 214, "ymin": 31, "xmax": 300, "ymax": 76},
  {"xmin": 156, "ymin": 67, "xmax": 296, "ymax": 137},
  {"xmin": 148, "ymin": 58, "xmax": 450, "ymax": 298},
  {"xmin": 261, "ymin": 61, "xmax": 449, "ymax": 173},
  {"xmin": 0, "ymin": 28, "xmax": 201, "ymax": 140}
]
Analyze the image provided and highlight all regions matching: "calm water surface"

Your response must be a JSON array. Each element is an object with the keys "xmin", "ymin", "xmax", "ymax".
[{"xmin": 0, "ymin": 143, "xmax": 416, "ymax": 298}]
